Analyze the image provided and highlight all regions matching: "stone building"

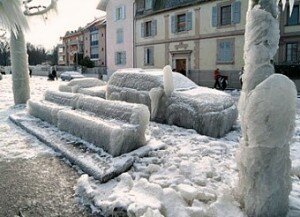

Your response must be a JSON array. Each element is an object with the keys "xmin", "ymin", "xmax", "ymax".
[{"xmin": 135, "ymin": 0, "xmax": 245, "ymax": 88}]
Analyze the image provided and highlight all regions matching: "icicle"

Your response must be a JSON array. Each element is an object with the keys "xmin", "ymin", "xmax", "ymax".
[
  {"xmin": 289, "ymin": 0, "xmax": 295, "ymax": 16},
  {"xmin": 163, "ymin": 65, "xmax": 174, "ymax": 97}
]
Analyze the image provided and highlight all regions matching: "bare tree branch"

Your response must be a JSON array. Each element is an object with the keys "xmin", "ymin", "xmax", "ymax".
[{"xmin": 23, "ymin": 0, "xmax": 57, "ymax": 16}]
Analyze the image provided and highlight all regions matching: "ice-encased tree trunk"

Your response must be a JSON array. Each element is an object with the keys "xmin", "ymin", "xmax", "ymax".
[
  {"xmin": 237, "ymin": 0, "xmax": 297, "ymax": 216},
  {"xmin": 0, "ymin": 0, "xmax": 57, "ymax": 105},
  {"xmin": 10, "ymin": 28, "xmax": 30, "ymax": 104}
]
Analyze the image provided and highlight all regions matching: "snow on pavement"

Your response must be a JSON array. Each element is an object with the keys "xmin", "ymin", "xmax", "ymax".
[{"xmin": 75, "ymin": 90, "xmax": 300, "ymax": 217}]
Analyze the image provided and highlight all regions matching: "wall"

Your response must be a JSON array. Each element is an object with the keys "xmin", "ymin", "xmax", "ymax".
[{"xmin": 106, "ymin": 0, "xmax": 134, "ymax": 77}]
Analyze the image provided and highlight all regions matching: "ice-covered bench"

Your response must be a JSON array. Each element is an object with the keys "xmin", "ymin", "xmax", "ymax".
[
  {"xmin": 58, "ymin": 96, "xmax": 150, "ymax": 156},
  {"xmin": 28, "ymin": 91, "xmax": 150, "ymax": 156},
  {"xmin": 27, "ymin": 90, "xmax": 81, "ymax": 125},
  {"xmin": 59, "ymin": 78, "xmax": 106, "ymax": 98}
]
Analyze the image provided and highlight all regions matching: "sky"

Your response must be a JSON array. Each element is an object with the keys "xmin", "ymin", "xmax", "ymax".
[{"xmin": 25, "ymin": 0, "xmax": 105, "ymax": 51}]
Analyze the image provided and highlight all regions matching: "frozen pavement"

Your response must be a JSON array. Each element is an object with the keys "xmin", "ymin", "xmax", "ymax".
[{"xmin": 0, "ymin": 75, "xmax": 92, "ymax": 216}]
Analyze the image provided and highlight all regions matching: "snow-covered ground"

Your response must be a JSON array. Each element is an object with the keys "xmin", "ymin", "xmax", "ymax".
[{"xmin": 0, "ymin": 75, "xmax": 300, "ymax": 216}]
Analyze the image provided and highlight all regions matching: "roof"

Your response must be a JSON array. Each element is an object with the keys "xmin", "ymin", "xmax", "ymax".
[
  {"xmin": 97, "ymin": 0, "xmax": 109, "ymax": 11},
  {"xmin": 137, "ymin": 0, "xmax": 216, "ymax": 17},
  {"xmin": 83, "ymin": 16, "xmax": 106, "ymax": 31}
]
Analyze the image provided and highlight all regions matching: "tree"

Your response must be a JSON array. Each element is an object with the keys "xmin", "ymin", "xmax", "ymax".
[
  {"xmin": 79, "ymin": 56, "xmax": 95, "ymax": 68},
  {"xmin": 237, "ymin": 1, "xmax": 297, "ymax": 216},
  {"xmin": 0, "ymin": 40, "xmax": 10, "ymax": 66},
  {"xmin": 0, "ymin": 0, "xmax": 57, "ymax": 104}
]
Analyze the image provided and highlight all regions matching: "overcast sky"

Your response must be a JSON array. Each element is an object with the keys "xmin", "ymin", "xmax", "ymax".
[{"xmin": 25, "ymin": 0, "xmax": 105, "ymax": 50}]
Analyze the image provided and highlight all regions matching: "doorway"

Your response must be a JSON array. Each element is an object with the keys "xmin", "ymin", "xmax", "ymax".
[{"xmin": 176, "ymin": 59, "xmax": 187, "ymax": 76}]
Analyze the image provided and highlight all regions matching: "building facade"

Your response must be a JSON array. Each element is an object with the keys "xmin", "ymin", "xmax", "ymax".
[
  {"xmin": 97, "ymin": 0, "xmax": 135, "ymax": 77},
  {"xmin": 83, "ymin": 17, "xmax": 107, "ymax": 67},
  {"xmin": 278, "ymin": 0, "xmax": 300, "ymax": 65},
  {"xmin": 135, "ymin": 0, "xmax": 246, "ymax": 88},
  {"xmin": 61, "ymin": 29, "xmax": 84, "ymax": 66},
  {"xmin": 57, "ymin": 44, "xmax": 65, "ymax": 65}
]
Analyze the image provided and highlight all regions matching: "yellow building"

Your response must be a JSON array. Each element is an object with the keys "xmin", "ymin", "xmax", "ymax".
[{"xmin": 135, "ymin": 0, "xmax": 246, "ymax": 88}]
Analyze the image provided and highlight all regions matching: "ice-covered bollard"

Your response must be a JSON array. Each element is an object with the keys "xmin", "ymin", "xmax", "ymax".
[
  {"xmin": 163, "ymin": 65, "xmax": 174, "ymax": 97},
  {"xmin": 237, "ymin": 1, "xmax": 297, "ymax": 217}
]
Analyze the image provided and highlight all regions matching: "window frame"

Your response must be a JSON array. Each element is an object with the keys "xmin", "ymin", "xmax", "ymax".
[
  {"xmin": 116, "ymin": 28, "xmax": 124, "ymax": 44},
  {"xmin": 220, "ymin": 5, "xmax": 231, "ymax": 26},
  {"xmin": 287, "ymin": 5, "xmax": 300, "ymax": 26},
  {"xmin": 177, "ymin": 13, "xmax": 187, "ymax": 32},
  {"xmin": 115, "ymin": 51, "xmax": 126, "ymax": 65},
  {"xmin": 286, "ymin": 42, "xmax": 299, "ymax": 63},
  {"xmin": 144, "ymin": 47, "xmax": 154, "ymax": 66}
]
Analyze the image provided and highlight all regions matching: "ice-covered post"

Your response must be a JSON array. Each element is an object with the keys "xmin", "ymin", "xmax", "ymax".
[
  {"xmin": 163, "ymin": 65, "xmax": 174, "ymax": 97},
  {"xmin": 237, "ymin": 0, "xmax": 297, "ymax": 216}
]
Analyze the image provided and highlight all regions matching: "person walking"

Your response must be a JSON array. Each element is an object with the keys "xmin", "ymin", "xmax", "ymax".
[
  {"xmin": 29, "ymin": 68, "xmax": 32, "ymax": 78},
  {"xmin": 52, "ymin": 66, "xmax": 57, "ymax": 80},
  {"xmin": 213, "ymin": 68, "xmax": 221, "ymax": 89},
  {"xmin": 239, "ymin": 67, "xmax": 244, "ymax": 87}
]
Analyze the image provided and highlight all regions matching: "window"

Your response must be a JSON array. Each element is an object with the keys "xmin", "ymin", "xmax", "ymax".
[
  {"xmin": 145, "ymin": 21, "xmax": 152, "ymax": 37},
  {"xmin": 91, "ymin": 46, "xmax": 99, "ymax": 59},
  {"xmin": 217, "ymin": 40, "xmax": 234, "ymax": 63},
  {"xmin": 286, "ymin": 43, "xmax": 298, "ymax": 63},
  {"xmin": 116, "ymin": 28, "xmax": 124, "ymax": 43},
  {"xmin": 212, "ymin": 1, "xmax": 241, "ymax": 27},
  {"xmin": 145, "ymin": 0, "xmax": 153, "ymax": 10},
  {"xmin": 177, "ymin": 14, "xmax": 187, "ymax": 32},
  {"xmin": 171, "ymin": 12, "xmax": 193, "ymax": 33},
  {"xmin": 115, "ymin": 6, "xmax": 125, "ymax": 21},
  {"xmin": 141, "ymin": 20, "xmax": 157, "ymax": 37},
  {"xmin": 115, "ymin": 51, "xmax": 126, "ymax": 65},
  {"xmin": 58, "ymin": 47, "xmax": 64, "ymax": 53},
  {"xmin": 90, "ymin": 31, "xmax": 99, "ymax": 46},
  {"xmin": 220, "ymin": 5, "xmax": 231, "ymax": 26},
  {"xmin": 144, "ymin": 47, "xmax": 154, "ymax": 66},
  {"xmin": 287, "ymin": 5, "xmax": 299, "ymax": 26}
]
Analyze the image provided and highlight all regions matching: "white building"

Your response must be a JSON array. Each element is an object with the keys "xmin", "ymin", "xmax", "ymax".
[{"xmin": 97, "ymin": 0, "xmax": 135, "ymax": 78}]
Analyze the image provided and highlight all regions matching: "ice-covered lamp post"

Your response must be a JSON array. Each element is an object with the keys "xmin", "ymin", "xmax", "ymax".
[
  {"xmin": 237, "ymin": 0, "xmax": 297, "ymax": 216},
  {"xmin": 0, "ymin": 0, "xmax": 57, "ymax": 105}
]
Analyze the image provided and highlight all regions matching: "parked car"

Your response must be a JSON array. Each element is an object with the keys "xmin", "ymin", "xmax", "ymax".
[
  {"xmin": 60, "ymin": 71, "xmax": 84, "ymax": 81},
  {"xmin": 107, "ymin": 69, "xmax": 238, "ymax": 138}
]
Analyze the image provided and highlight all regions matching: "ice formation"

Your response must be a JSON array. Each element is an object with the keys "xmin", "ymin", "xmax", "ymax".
[
  {"xmin": 237, "ymin": 2, "xmax": 297, "ymax": 216},
  {"xmin": 77, "ymin": 86, "xmax": 107, "ymax": 98},
  {"xmin": 107, "ymin": 69, "xmax": 237, "ymax": 137},
  {"xmin": 163, "ymin": 65, "xmax": 174, "ymax": 97},
  {"xmin": 28, "ymin": 91, "xmax": 150, "ymax": 156},
  {"xmin": 59, "ymin": 78, "xmax": 106, "ymax": 94},
  {"xmin": 10, "ymin": 28, "xmax": 30, "ymax": 104}
]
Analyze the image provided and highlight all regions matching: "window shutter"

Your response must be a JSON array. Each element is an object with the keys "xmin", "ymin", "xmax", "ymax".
[
  {"xmin": 150, "ymin": 47, "xmax": 154, "ymax": 65},
  {"xmin": 186, "ymin": 12, "xmax": 193, "ymax": 31},
  {"xmin": 212, "ymin": 6, "xmax": 217, "ymax": 27},
  {"xmin": 122, "ymin": 5, "xmax": 126, "ymax": 19},
  {"xmin": 114, "ymin": 8, "xmax": 117, "ymax": 21},
  {"xmin": 171, "ymin": 15, "xmax": 177, "ymax": 33},
  {"xmin": 151, "ymin": 20, "xmax": 157, "ymax": 36},
  {"xmin": 141, "ymin": 22, "xmax": 145, "ymax": 37},
  {"xmin": 232, "ymin": 1, "xmax": 241, "ymax": 24},
  {"xmin": 144, "ymin": 48, "xmax": 147, "ymax": 65},
  {"xmin": 115, "ymin": 52, "xmax": 118, "ymax": 65},
  {"xmin": 122, "ymin": 52, "xmax": 126, "ymax": 64}
]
